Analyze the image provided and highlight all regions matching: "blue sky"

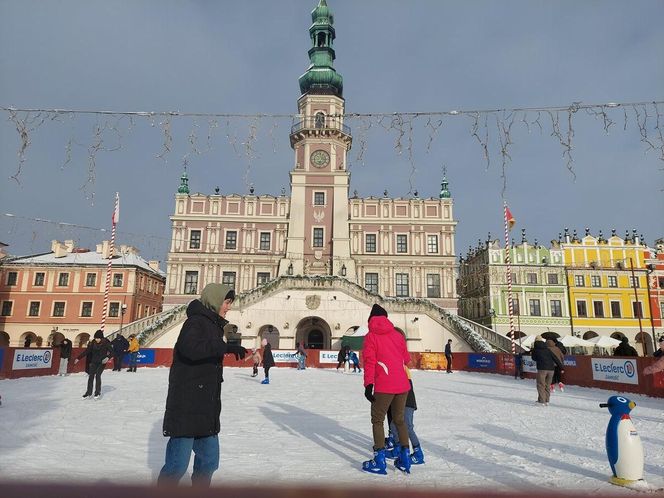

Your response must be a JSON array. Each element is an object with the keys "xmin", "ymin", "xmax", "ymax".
[{"xmin": 1, "ymin": 0, "xmax": 662, "ymax": 262}]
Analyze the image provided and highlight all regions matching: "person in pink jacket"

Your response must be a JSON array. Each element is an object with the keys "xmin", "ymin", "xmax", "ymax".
[
  {"xmin": 643, "ymin": 356, "xmax": 664, "ymax": 375},
  {"xmin": 361, "ymin": 304, "xmax": 412, "ymax": 475}
]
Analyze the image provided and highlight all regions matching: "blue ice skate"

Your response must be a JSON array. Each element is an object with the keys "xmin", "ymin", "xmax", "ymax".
[
  {"xmin": 394, "ymin": 446, "xmax": 411, "ymax": 474},
  {"xmin": 384, "ymin": 444, "xmax": 400, "ymax": 459},
  {"xmin": 410, "ymin": 445, "xmax": 425, "ymax": 465},
  {"xmin": 384, "ymin": 436, "xmax": 395, "ymax": 450},
  {"xmin": 261, "ymin": 378, "xmax": 270, "ymax": 384},
  {"xmin": 361, "ymin": 449, "xmax": 387, "ymax": 475}
]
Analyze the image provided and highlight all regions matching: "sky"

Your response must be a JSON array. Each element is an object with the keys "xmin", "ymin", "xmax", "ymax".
[
  {"xmin": 0, "ymin": 0, "xmax": 663, "ymax": 264},
  {"xmin": 1, "ymin": 367, "xmax": 663, "ymax": 490}
]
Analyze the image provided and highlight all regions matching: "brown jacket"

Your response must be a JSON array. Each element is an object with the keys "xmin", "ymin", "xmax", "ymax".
[{"xmin": 546, "ymin": 339, "xmax": 564, "ymax": 365}]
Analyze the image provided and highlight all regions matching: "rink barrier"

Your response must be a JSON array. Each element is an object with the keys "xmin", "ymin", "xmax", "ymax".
[{"xmin": 1, "ymin": 347, "xmax": 662, "ymax": 398}]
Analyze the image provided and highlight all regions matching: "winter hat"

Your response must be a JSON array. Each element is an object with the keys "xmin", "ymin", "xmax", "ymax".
[
  {"xmin": 534, "ymin": 335, "xmax": 544, "ymax": 342},
  {"xmin": 368, "ymin": 304, "xmax": 388, "ymax": 320},
  {"xmin": 261, "ymin": 338, "xmax": 268, "ymax": 347},
  {"xmin": 94, "ymin": 330, "xmax": 104, "ymax": 340},
  {"xmin": 200, "ymin": 283, "xmax": 233, "ymax": 314},
  {"xmin": 658, "ymin": 336, "xmax": 664, "ymax": 344}
]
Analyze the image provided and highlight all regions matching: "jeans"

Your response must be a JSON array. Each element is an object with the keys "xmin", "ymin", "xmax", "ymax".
[
  {"xmin": 128, "ymin": 352, "xmax": 138, "ymax": 369},
  {"xmin": 58, "ymin": 357, "xmax": 69, "ymax": 375},
  {"xmin": 86, "ymin": 363, "xmax": 104, "ymax": 396},
  {"xmin": 297, "ymin": 356, "xmax": 306, "ymax": 370},
  {"xmin": 157, "ymin": 435, "xmax": 219, "ymax": 487},
  {"xmin": 390, "ymin": 406, "xmax": 420, "ymax": 448},
  {"xmin": 445, "ymin": 354, "xmax": 453, "ymax": 372}
]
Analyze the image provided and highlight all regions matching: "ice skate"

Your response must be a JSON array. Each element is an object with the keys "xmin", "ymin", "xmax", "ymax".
[
  {"xmin": 384, "ymin": 444, "xmax": 400, "ymax": 459},
  {"xmin": 410, "ymin": 445, "xmax": 425, "ymax": 465},
  {"xmin": 550, "ymin": 384, "xmax": 555, "ymax": 393},
  {"xmin": 93, "ymin": 394, "xmax": 101, "ymax": 400},
  {"xmin": 82, "ymin": 393, "xmax": 92, "ymax": 399},
  {"xmin": 261, "ymin": 378, "xmax": 270, "ymax": 384},
  {"xmin": 394, "ymin": 446, "xmax": 411, "ymax": 474},
  {"xmin": 361, "ymin": 449, "xmax": 387, "ymax": 475},
  {"xmin": 384, "ymin": 436, "xmax": 395, "ymax": 450},
  {"xmin": 558, "ymin": 382, "xmax": 565, "ymax": 391}
]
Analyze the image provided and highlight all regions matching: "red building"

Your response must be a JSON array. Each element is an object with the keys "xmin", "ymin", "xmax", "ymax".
[{"xmin": 646, "ymin": 239, "xmax": 664, "ymax": 334}]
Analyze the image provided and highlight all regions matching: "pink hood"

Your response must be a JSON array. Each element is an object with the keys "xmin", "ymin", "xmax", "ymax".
[{"xmin": 362, "ymin": 316, "xmax": 411, "ymax": 394}]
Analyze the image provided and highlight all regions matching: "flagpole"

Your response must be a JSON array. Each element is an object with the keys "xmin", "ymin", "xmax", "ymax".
[
  {"xmin": 503, "ymin": 202, "xmax": 517, "ymax": 363},
  {"xmin": 100, "ymin": 192, "xmax": 119, "ymax": 333}
]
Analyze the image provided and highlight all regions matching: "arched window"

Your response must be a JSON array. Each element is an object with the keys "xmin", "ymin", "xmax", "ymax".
[
  {"xmin": 316, "ymin": 32, "xmax": 326, "ymax": 47},
  {"xmin": 314, "ymin": 112, "xmax": 325, "ymax": 129},
  {"xmin": 307, "ymin": 329, "xmax": 324, "ymax": 349},
  {"xmin": 0, "ymin": 331, "xmax": 10, "ymax": 347},
  {"xmin": 225, "ymin": 323, "xmax": 242, "ymax": 346}
]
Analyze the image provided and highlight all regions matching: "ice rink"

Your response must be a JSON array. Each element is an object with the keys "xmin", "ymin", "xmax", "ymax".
[{"xmin": 0, "ymin": 366, "xmax": 662, "ymax": 493}]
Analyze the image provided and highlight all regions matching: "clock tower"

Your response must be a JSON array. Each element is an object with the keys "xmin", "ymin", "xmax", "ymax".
[{"xmin": 281, "ymin": 0, "xmax": 354, "ymax": 277}]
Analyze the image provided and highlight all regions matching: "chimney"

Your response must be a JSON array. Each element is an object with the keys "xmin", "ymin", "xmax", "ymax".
[
  {"xmin": 148, "ymin": 260, "xmax": 161, "ymax": 272},
  {"xmin": 64, "ymin": 240, "xmax": 75, "ymax": 252},
  {"xmin": 51, "ymin": 240, "xmax": 68, "ymax": 258},
  {"xmin": 100, "ymin": 240, "xmax": 111, "ymax": 259}
]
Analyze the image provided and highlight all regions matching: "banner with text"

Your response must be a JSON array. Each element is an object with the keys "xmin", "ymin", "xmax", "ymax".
[
  {"xmin": 319, "ymin": 350, "xmax": 341, "ymax": 364},
  {"xmin": 272, "ymin": 350, "xmax": 299, "ymax": 363},
  {"xmin": 468, "ymin": 354, "xmax": 496, "ymax": 370},
  {"xmin": 12, "ymin": 349, "xmax": 53, "ymax": 370},
  {"xmin": 591, "ymin": 358, "xmax": 639, "ymax": 385},
  {"xmin": 522, "ymin": 356, "xmax": 537, "ymax": 374}
]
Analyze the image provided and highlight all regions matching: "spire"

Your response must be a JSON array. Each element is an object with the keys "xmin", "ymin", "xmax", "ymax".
[
  {"xmin": 177, "ymin": 169, "xmax": 190, "ymax": 194},
  {"xmin": 439, "ymin": 175, "xmax": 451, "ymax": 198},
  {"xmin": 298, "ymin": 0, "xmax": 343, "ymax": 96}
]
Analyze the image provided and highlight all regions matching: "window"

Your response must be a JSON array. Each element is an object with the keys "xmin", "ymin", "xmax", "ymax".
[
  {"xmin": 58, "ymin": 272, "xmax": 69, "ymax": 286},
  {"xmin": 225, "ymin": 231, "xmax": 237, "ymax": 250},
  {"xmin": 7, "ymin": 271, "xmax": 18, "ymax": 286},
  {"xmin": 259, "ymin": 232, "xmax": 271, "ymax": 251},
  {"xmin": 591, "ymin": 275, "xmax": 601, "ymax": 287},
  {"xmin": 395, "ymin": 273, "xmax": 409, "ymax": 297},
  {"xmin": 574, "ymin": 275, "xmax": 585, "ymax": 287},
  {"xmin": 427, "ymin": 235, "xmax": 439, "ymax": 254},
  {"xmin": 85, "ymin": 273, "xmax": 97, "ymax": 287},
  {"xmin": 365, "ymin": 234, "xmax": 377, "ymax": 253},
  {"xmin": 112, "ymin": 273, "xmax": 123, "ymax": 287},
  {"xmin": 632, "ymin": 301, "xmax": 643, "ymax": 319},
  {"xmin": 53, "ymin": 302, "xmax": 65, "ymax": 317},
  {"xmin": 630, "ymin": 276, "xmax": 640, "ymax": 288},
  {"xmin": 314, "ymin": 192, "xmax": 325, "ymax": 206},
  {"xmin": 257, "ymin": 272, "xmax": 270, "ymax": 285},
  {"xmin": 658, "ymin": 277, "xmax": 664, "ymax": 289},
  {"xmin": 396, "ymin": 235, "xmax": 408, "ymax": 253},
  {"xmin": 34, "ymin": 272, "xmax": 45, "ymax": 286},
  {"xmin": 550, "ymin": 300, "xmax": 562, "ymax": 317},
  {"xmin": 608, "ymin": 275, "xmax": 618, "ymax": 288},
  {"xmin": 593, "ymin": 301, "xmax": 604, "ymax": 318},
  {"xmin": 28, "ymin": 301, "xmax": 40, "ymax": 317},
  {"xmin": 510, "ymin": 273, "xmax": 518, "ymax": 285},
  {"xmin": 512, "ymin": 297, "xmax": 520, "ymax": 315},
  {"xmin": 222, "ymin": 271, "xmax": 236, "ymax": 289},
  {"xmin": 426, "ymin": 274, "xmax": 441, "ymax": 298},
  {"xmin": 314, "ymin": 112, "xmax": 325, "ymax": 128},
  {"xmin": 611, "ymin": 301, "xmax": 621, "ymax": 318},
  {"xmin": 547, "ymin": 273, "xmax": 559, "ymax": 285},
  {"xmin": 189, "ymin": 230, "xmax": 201, "ymax": 249},
  {"xmin": 81, "ymin": 302, "xmax": 93, "ymax": 317},
  {"xmin": 1, "ymin": 301, "xmax": 12, "ymax": 316},
  {"xmin": 109, "ymin": 302, "xmax": 120, "ymax": 317},
  {"xmin": 576, "ymin": 301, "xmax": 587, "ymax": 317},
  {"xmin": 184, "ymin": 271, "xmax": 198, "ymax": 295},
  {"xmin": 365, "ymin": 273, "xmax": 379, "ymax": 294},
  {"xmin": 527, "ymin": 273, "xmax": 538, "ymax": 284},
  {"xmin": 313, "ymin": 228, "xmax": 324, "ymax": 248},
  {"xmin": 529, "ymin": 299, "xmax": 541, "ymax": 316}
]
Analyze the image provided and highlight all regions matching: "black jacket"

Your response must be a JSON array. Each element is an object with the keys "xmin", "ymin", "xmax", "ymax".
[
  {"xmin": 163, "ymin": 299, "xmax": 242, "ymax": 438},
  {"xmin": 553, "ymin": 339, "xmax": 567, "ymax": 355},
  {"xmin": 445, "ymin": 343, "xmax": 452, "ymax": 356},
  {"xmin": 77, "ymin": 338, "xmax": 113, "ymax": 365},
  {"xmin": 263, "ymin": 343, "xmax": 275, "ymax": 368},
  {"xmin": 111, "ymin": 336, "xmax": 129, "ymax": 355},
  {"xmin": 531, "ymin": 341, "xmax": 563, "ymax": 371},
  {"xmin": 57, "ymin": 339, "xmax": 72, "ymax": 359},
  {"xmin": 406, "ymin": 379, "xmax": 417, "ymax": 410},
  {"xmin": 614, "ymin": 342, "xmax": 638, "ymax": 357}
]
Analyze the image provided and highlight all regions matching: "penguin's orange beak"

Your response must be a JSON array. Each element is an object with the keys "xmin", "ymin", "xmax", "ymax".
[{"xmin": 629, "ymin": 401, "xmax": 636, "ymax": 410}]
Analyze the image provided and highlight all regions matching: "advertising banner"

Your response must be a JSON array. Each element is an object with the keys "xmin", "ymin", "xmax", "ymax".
[
  {"xmin": 272, "ymin": 350, "xmax": 299, "ymax": 363},
  {"xmin": 522, "ymin": 356, "xmax": 537, "ymax": 374},
  {"xmin": 319, "ymin": 350, "xmax": 340, "ymax": 364},
  {"xmin": 467, "ymin": 353, "xmax": 496, "ymax": 370},
  {"xmin": 419, "ymin": 352, "xmax": 447, "ymax": 370},
  {"xmin": 0, "ymin": 348, "xmax": 4, "ymax": 370},
  {"xmin": 123, "ymin": 349, "xmax": 156, "ymax": 365},
  {"xmin": 563, "ymin": 356, "xmax": 577, "ymax": 367},
  {"xmin": 12, "ymin": 349, "xmax": 53, "ymax": 370},
  {"xmin": 591, "ymin": 358, "xmax": 639, "ymax": 385}
]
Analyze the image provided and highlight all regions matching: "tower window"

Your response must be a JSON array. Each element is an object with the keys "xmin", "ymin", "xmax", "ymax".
[
  {"xmin": 316, "ymin": 32, "xmax": 326, "ymax": 47},
  {"xmin": 315, "ymin": 112, "xmax": 325, "ymax": 129}
]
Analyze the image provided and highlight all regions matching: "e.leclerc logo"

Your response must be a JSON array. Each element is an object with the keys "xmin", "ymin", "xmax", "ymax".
[
  {"xmin": 43, "ymin": 350, "xmax": 51, "ymax": 364},
  {"xmin": 623, "ymin": 360, "xmax": 635, "ymax": 378}
]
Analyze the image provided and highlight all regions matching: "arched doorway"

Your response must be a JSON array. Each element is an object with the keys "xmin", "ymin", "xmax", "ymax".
[
  {"xmin": 295, "ymin": 316, "xmax": 332, "ymax": 350},
  {"xmin": 75, "ymin": 332, "xmax": 91, "ymax": 347},
  {"xmin": 48, "ymin": 331, "xmax": 65, "ymax": 346},
  {"xmin": 19, "ymin": 331, "xmax": 37, "ymax": 348},
  {"xmin": 0, "ymin": 331, "xmax": 9, "ymax": 347},
  {"xmin": 610, "ymin": 331, "xmax": 626, "ymax": 341},
  {"xmin": 635, "ymin": 332, "xmax": 653, "ymax": 356},
  {"xmin": 259, "ymin": 324, "xmax": 280, "ymax": 349},
  {"xmin": 224, "ymin": 323, "xmax": 242, "ymax": 346},
  {"xmin": 583, "ymin": 331, "xmax": 599, "ymax": 340}
]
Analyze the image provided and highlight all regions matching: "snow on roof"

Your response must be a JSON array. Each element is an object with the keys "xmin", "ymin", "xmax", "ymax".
[{"xmin": 6, "ymin": 250, "xmax": 165, "ymax": 278}]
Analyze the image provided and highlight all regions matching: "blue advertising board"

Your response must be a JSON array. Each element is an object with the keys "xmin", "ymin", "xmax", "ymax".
[
  {"xmin": 122, "ymin": 349, "xmax": 155, "ymax": 366},
  {"xmin": 468, "ymin": 353, "xmax": 496, "ymax": 370},
  {"xmin": 0, "ymin": 348, "xmax": 4, "ymax": 370}
]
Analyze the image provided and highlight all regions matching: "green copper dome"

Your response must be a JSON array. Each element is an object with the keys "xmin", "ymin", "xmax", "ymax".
[
  {"xmin": 298, "ymin": 0, "xmax": 343, "ymax": 96},
  {"xmin": 440, "ymin": 176, "xmax": 451, "ymax": 199},
  {"xmin": 177, "ymin": 170, "xmax": 190, "ymax": 194}
]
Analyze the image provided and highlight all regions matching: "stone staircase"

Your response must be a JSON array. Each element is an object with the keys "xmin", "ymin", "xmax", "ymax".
[{"xmin": 105, "ymin": 305, "xmax": 187, "ymax": 346}]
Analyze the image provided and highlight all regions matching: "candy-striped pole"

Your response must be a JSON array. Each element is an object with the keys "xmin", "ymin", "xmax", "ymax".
[
  {"xmin": 100, "ymin": 193, "xmax": 119, "ymax": 333},
  {"xmin": 504, "ymin": 201, "xmax": 516, "ymax": 355}
]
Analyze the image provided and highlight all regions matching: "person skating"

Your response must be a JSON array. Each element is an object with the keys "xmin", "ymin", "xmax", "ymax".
[
  {"xmin": 126, "ymin": 334, "xmax": 140, "ymax": 372},
  {"xmin": 350, "ymin": 350, "xmax": 361, "ymax": 372},
  {"xmin": 111, "ymin": 334, "xmax": 129, "ymax": 372},
  {"xmin": 385, "ymin": 366, "xmax": 424, "ymax": 465},
  {"xmin": 295, "ymin": 341, "xmax": 307, "ymax": 370},
  {"xmin": 547, "ymin": 339, "xmax": 564, "ymax": 393},
  {"xmin": 361, "ymin": 304, "xmax": 412, "ymax": 475},
  {"xmin": 261, "ymin": 339, "xmax": 275, "ymax": 384},
  {"xmin": 249, "ymin": 348, "xmax": 261, "ymax": 377},
  {"xmin": 531, "ymin": 336, "xmax": 564, "ymax": 406},
  {"xmin": 157, "ymin": 283, "xmax": 246, "ymax": 488},
  {"xmin": 54, "ymin": 337, "xmax": 72, "ymax": 376},
  {"xmin": 444, "ymin": 339, "xmax": 453, "ymax": 373},
  {"xmin": 74, "ymin": 330, "xmax": 113, "ymax": 399},
  {"xmin": 336, "ymin": 344, "xmax": 349, "ymax": 371}
]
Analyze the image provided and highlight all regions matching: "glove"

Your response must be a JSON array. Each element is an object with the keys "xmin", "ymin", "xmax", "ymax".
[
  {"xmin": 364, "ymin": 384, "xmax": 375, "ymax": 403},
  {"xmin": 101, "ymin": 357, "xmax": 109, "ymax": 364},
  {"xmin": 229, "ymin": 346, "xmax": 247, "ymax": 361}
]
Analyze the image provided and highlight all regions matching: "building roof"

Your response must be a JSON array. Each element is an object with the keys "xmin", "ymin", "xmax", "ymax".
[{"xmin": 5, "ymin": 250, "xmax": 166, "ymax": 278}]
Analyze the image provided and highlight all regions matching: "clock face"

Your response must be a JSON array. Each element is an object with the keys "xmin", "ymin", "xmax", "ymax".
[{"xmin": 310, "ymin": 150, "xmax": 330, "ymax": 168}]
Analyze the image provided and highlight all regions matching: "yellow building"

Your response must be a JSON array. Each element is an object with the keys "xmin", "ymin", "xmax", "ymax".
[{"xmin": 562, "ymin": 229, "xmax": 655, "ymax": 355}]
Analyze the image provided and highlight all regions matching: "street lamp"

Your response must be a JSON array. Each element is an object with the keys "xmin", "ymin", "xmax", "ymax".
[{"xmin": 120, "ymin": 303, "xmax": 128, "ymax": 336}]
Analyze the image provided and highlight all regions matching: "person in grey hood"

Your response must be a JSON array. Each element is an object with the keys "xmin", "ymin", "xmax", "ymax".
[{"xmin": 158, "ymin": 283, "xmax": 247, "ymax": 488}]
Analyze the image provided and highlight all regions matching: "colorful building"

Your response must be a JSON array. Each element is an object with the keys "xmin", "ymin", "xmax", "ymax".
[{"xmin": 0, "ymin": 240, "xmax": 165, "ymax": 347}]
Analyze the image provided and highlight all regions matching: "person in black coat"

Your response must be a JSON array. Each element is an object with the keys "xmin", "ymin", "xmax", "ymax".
[
  {"xmin": 444, "ymin": 339, "xmax": 454, "ymax": 373},
  {"xmin": 55, "ymin": 338, "xmax": 72, "ymax": 376},
  {"xmin": 261, "ymin": 339, "xmax": 275, "ymax": 384},
  {"xmin": 654, "ymin": 336, "xmax": 664, "ymax": 358},
  {"xmin": 613, "ymin": 337, "xmax": 639, "ymax": 357},
  {"xmin": 74, "ymin": 330, "xmax": 113, "ymax": 398},
  {"xmin": 158, "ymin": 283, "xmax": 246, "ymax": 488},
  {"xmin": 531, "ymin": 337, "xmax": 564, "ymax": 405},
  {"xmin": 336, "ymin": 344, "xmax": 349, "ymax": 370},
  {"xmin": 111, "ymin": 334, "xmax": 129, "ymax": 371}
]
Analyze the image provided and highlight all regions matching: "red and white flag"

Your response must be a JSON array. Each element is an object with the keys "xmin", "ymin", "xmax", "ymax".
[
  {"xmin": 112, "ymin": 192, "xmax": 120, "ymax": 225},
  {"xmin": 505, "ymin": 205, "xmax": 515, "ymax": 230}
]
